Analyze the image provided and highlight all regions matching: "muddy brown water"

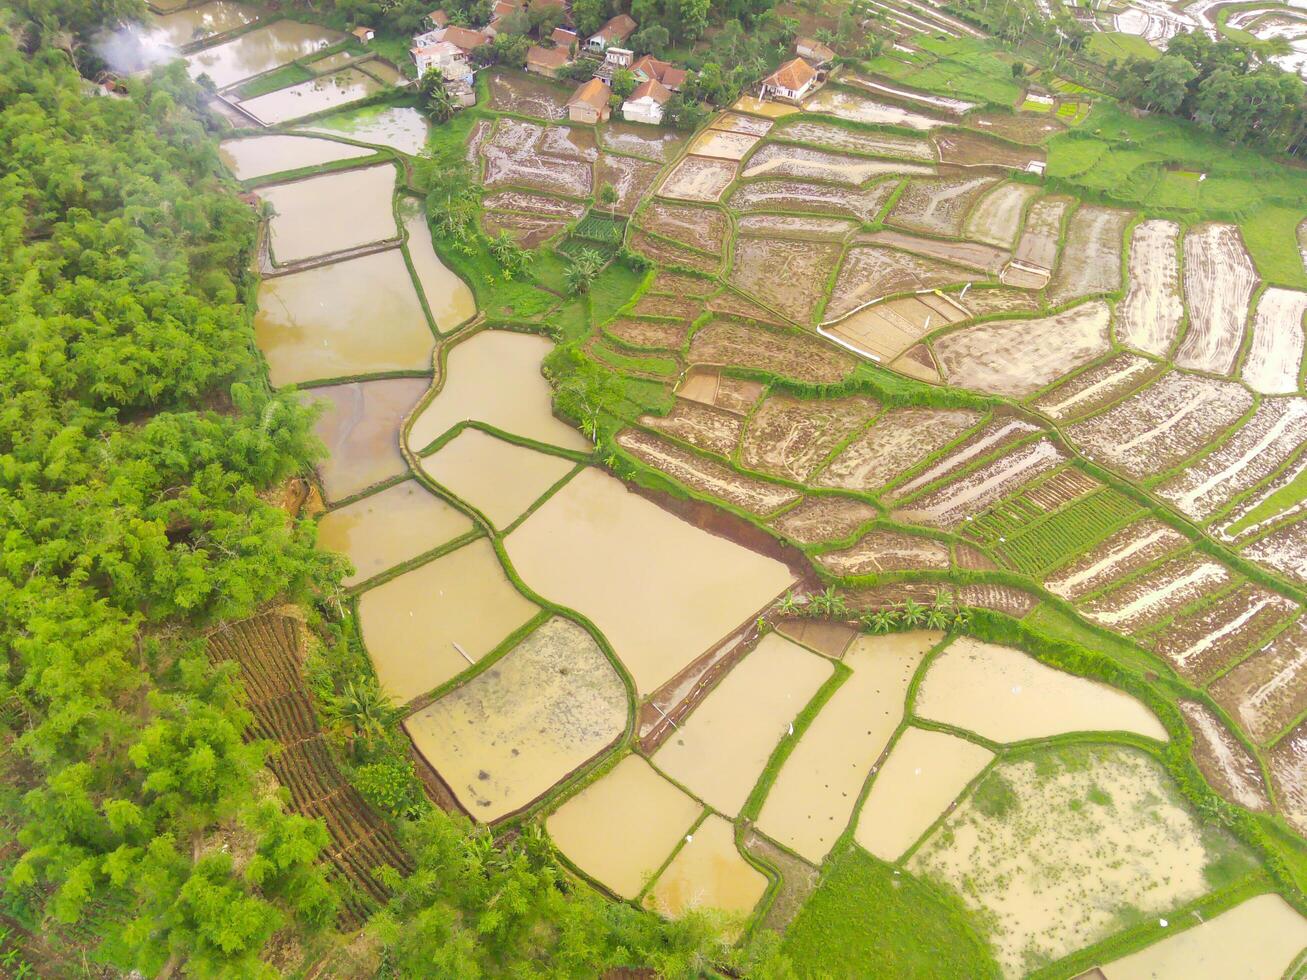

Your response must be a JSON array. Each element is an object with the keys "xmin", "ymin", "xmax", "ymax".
[
  {"xmin": 546, "ymin": 755, "xmax": 702, "ymax": 899},
  {"xmin": 262, "ymin": 164, "xmax": 398, "ymax": 265},
  {"xmin": 504, "ymin": 467, "xmax": 795, "ymax": 695},
  {"xmin": 653, "ymin": 632, "xmax": 832, "ymax": 817},
  {"xmin": 854, "ymin": 726, "xmax": 993, "ymax": 861},
  {"xmin": 97, "ymin": 2, "xmax": 257, "ymax": 73},
  {"xmin": 756, "ymin": 632, "xmax": 940, "ymax": 862},
  {"xmin": 645, "ymin": 813, "xmax": 767, "ymax": 920},
  {"xmin": 298, "ymin": 105, "xmax": 432, "ymax": 156},
  {"xmin": 186, "ymin": 21, "xmax": 343, "ymax": 89},
  {"xmin": 401, "ymin": 209, "xmax": 476, "ymax": 330},
  {"xmin": 421, "ymin": 428, "xmax": 575, "ymax": 529},
  {"xmin": 357, "ymin": 538, "xmax": 538, "ymax": 702},
  {"xmin": 315, "ymin": 479, "xmax": 473, "ymax": 586},
  {"xmin": 304, "ymin": 377, "xmax": 428, "ymax": 502},
  {"xmin": 219, "ymin": 134, "xmax": 371, "ymax": 180},
  {"xmin": 405, "ymin": 618, "xmax": 626, "ymax": 822},
  {"xmin": 913, "ymin": 637, "xmax": 1166, "ymax": 742},
  {"xmin": 255, "ymin": 248, "xmax": 433, "ymax": 386},
  {"xmin": 238, "ymin": 67, "xmax": 382, "ymax": 126}
]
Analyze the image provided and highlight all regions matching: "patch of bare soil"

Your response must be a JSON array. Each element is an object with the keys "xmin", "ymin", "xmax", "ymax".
[
  {"xmin": 742, "ymin": 828, "xmax": 821, "ymax": 933},
  {"xmin": 1269, "ymin": 722, "xmax": 1307, "ymax": 835},
  {"xmin": 953, "ymin": 284, "xmax": 1042, "ymax": 317},
  {"xmin": 482, "ymin": 190, "xmax": 587, "ymax": 218},
  {"xmin": 600, "ymin": 121, "xmax": 688, "ymax": 162},
  {"xmin": 826, "ymin": 245, "xmax": 973, "ymax": 321},
  {"xmin": 707, "ymin": 289, "xmax": 786, "ymax": 324},
  {"xmin": 934, "ymin": 131, "xmax": 1044, "ymax": 170},
  {"xmin": 1116, "ymin": 219, "xmax": 1183, "ymax": 358},
  {"xmin": 711, "ymin": 112, "xmax": 775, "ymax": 136},
  {"xmin": 737, "ymin": 214, "xmax": 856, "ymax": 241},
  {"xmin": 815, "ymin": 407, "xmax": 981, "ymax": 492},
  {"xmin": 482, "ymin": 118, "xmax": 592, "ymax": 197},
  {"xmin": 1030, "ymin": 353, "xmax": 1161, "ymax": 422},
  {"xmin": 1175, "ymin": 223, "xmax": 1259, "ymax": 376},
  {"xmin": 688, "ymin": 127, "xmax": 761, "ymax": 160},
  {"xmin": 606, "ymin": 317, "xmax": 690, "ymax": 350},
  {"xmin": 488, "ymin": 72, "xmax": 570, "ymax": 119},
  {"xmin": 1243, "ymin": 518, "xmax": 1307, "ymax": 587},
  {"xmin": 964, "ymin": 181, "xmax": 1041, "ymax": 249},
  {"xmin": 776, "ymin": 618, "xmax": 859, "ymax": 658},
  {"xmin": 860, "ymin": 229, "xmax": 1008, "ymax": 274},
  {"xmin": 772, "ymin": 119, "xmax": 936, "ymax": 160},
  {"xmin": 1046, "ymin": 206, "xmax": 1132, "ymax": 307},
  {"xmin": 956, "ymin": 583, "xmax": 1040, "ymax": 618},
  {"xmin": 1081, "ymin": 553, "xmax": 1235, "ymax": 635},
  {"xmin": 689, "ymin": 317, "xmax": 857, "ymax": 384},
  {"xmin": 845, "ymin": 581, "xmax": 954, "ymax": 610},
  {"xmin": 888, "ymin": 416, "xmax": 1043, "ymax": 502},
  {"xmin": 659, "ymin": 155, "xmax": 738, "ymax": 202},
  {"xmin": 649, "ymin": 269, "xmax": 715, "ymax": 297},
  {"xmin": 1210, "ymin": 620, "xmax": 1307, "ymax": 745},
  {"xmin": 815, "ymin": 529, "xmax": 951, "ymax": 576},
  {"xmin": 640, "ymin": 399, "xmax": 744, "ymax": 456},
  {"xmin": 887, "ymin": 174, "xmax": 998, "ymax": 236},
  {"xmin": 638, "ymin": 201, "xmax": 728, "ymax": 254},
  {"xmin": 629, "ymin": 229, "xmax": 721, "ymax": 274},
  {"xmin": 482, "ymin": 211, "xmax": 567, "ymax": 247},
  {"xmin": 741, "ymin": 393, "xmax": 880, "ymax": 481},
  {"xmin": 729, "ymin": 178, "xmax": 898, "ymax": 222},
  {"xmin": 964, "ymin": 111, "xmax": 1065, "ymax": 143},
  {"xmin": 1179, "ymin": 700, "xmax": 1271, "ymax": 811},
  {"xmin": 1044, "ymin": 519, "xmax": 1189, "ymax": 601},
  {"xmin": 595, "ymin": 154, "xmax": 663, "ymax": 214},
  {"xmin": 955, "ymin": 542, "xmax": 998, "ymax": 570},
  {"xmin": 678, "ymin": 368, "xmax": 764, "ymax": 415},
  {"xmin": 617, "ymin": 429, "xmax": 801, "ymax": 514},
  {"xmin": 742, "ymin": 142, "xmax": 932, "ymax": 184},
  {"xmin": 1012, "ymin": 195, "xmax": 1072, "ymax": 272},
  {"xmin": 631, "ymin": 292, "xmax": 704, "ymax": 320},
  {"xmin": 1149, "ymin": 583, "xmax": 1298, "ymax": 683},
  {"xmin": 769, "ymin": 496, "xmax": 880, "ymax": 545},
  {"xmin": 730, "ymin": 237, "xmax": 845, "ymax": 324}
]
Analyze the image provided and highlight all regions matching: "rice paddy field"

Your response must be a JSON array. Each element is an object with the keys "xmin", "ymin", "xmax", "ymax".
[{"xmin": 203, "ymin": 18, "xmax": 1307, "ymax": 974}]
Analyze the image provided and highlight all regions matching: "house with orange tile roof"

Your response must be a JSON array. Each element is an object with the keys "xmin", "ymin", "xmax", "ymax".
[
  {"xmin": 631, "ymin": 53, "xmax": 686, "ymax": 91},
  {"xmin": 586, "ymin": 13, "xmax": 637, "ymax": 52},
  {"xmin": 621, "ymin": 77, "xmax": 671, "ymax": 124},
  {"xmin": 568, "ymin": 76, "xmax": 611, "ymax": 123},
  {"xmin": 527, "ymin": 43, "xmax": 571, "ymax": 78},
  {"xmin": 761, "ymin": 57, "xmax": 819, "ymax": 102}
]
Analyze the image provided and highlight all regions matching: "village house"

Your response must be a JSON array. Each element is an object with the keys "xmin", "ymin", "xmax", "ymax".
[
  {"xmin": 567, "ymin": 77, "xmax": 611, "ymax": 123},
  {"xmin": 795, "ymin": 36, "xmax": 836, "ymax": 66},
  {"xmin": 439, "ymin": 25, "xmax": 493, "ymax": 55},
  {"xmin": 424, "ymin": 9, "xmax": 449, "ymax": 30},
  {"xmin": 411, "ymin": 39, "xmax": 473, "ymax": 83},
  {"xmin": 552, "ymin": 26, "xmax": 578, "ymax": 54},
  {"xmin": 585, "ymin": 13, "xmax": 636, "ymax": 52},
  {"xmin": 631, "ymin": 53, "xmax": 686, "ymax": 91},
  {"xmin": 621, "ymin": 77, "xmax": 671, "ymax": 125},
  {"xmin": 486, "ymin": 0, "xmax": 520, "ymax": 33},
  {"xmin": 526, "ymin": 43, "xmax": 571, "ymax": 78},
  {"xmin": 351, "ymin": 26, "xmax": 376, "ymax": 44},
  {"xmin": 760, "ymin": 57, "xmax": 819, "ymax": 102}
]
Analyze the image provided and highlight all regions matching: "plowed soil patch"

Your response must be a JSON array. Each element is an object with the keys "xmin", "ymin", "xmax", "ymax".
[
  {"xmin": 595, "ymin": 154, "xmax": 663, "ymax": 213},
  {"xmin": 640, "ymin": 400, "xmax": 743, "ymax": 456},
  {"xmin": 742, "ymin": 143, "xmax": 932, "ymax": 184},
  {"xmin": 631, "ymin": 292, "xmax": 703, "ymax": 320},
  {"xmin": 1117, "ymin": 219, "xmax": 1183, "ymax": 357},
  {"xmin": 964, "ymin": 181, "xmax": 1041, "ymax": 248},
  {"xmin": 1149, "ymin": 583, "xmax": 1297, "ymax": 682},
  {"xmin": 769, "ymin": 497, "xmax": 879, "ymax": 544},
  {"xmin": 1178, "ymin": 700, "xmax": 1271, "ymax": 811},
  {"xmin": 742, "ymin": 393, "xmax": 879, "ymax": 481},
  {"xmin": 815, "ymin": 529, "xmax": 950, "ymax": 576},
  {"xmin": 826, "ymin": 245, "xmax": 972, "ymax": 321},
  {"xmin": 1175, "ymin": 223, "xmax": 1258, "ymax": 376},
  {"xmin": 737, "ymin": 214, "xmax": 856, "ymax": 241},
  {"xmin": 1081, "ymin": 553, "xmax": 1234, "ymax": 634},
  {"xmin": 893, "ymin": 440, "xmax": 1067, "ymax": 530},
  {"xmin": 482, "ymin": 190, "xmax": 587, "ymax": 218},
  {"xmin": 1210, "ymin": 620, "xmax": 1307, "ymax": 745},
  {"xmin": 1045, "ymin": 519, "xmax": 1189, "ymax": 601},
  {"xmin": 815, "ymin": 407, "xmax": 980, "ymax": 492},
  {"xmin": 606, "ymin": 317, "xmax": 689, "ymax": 350},
  {"xmin": 1243, "ymin": 518, "xmax": 1307, "ymax": 586},
  {"xmin": 617, "ymin": 429, "xmax": 800, "ymax": 514},
  {"xmin": 629, "ymin": 230, "xmax": 720, "ymax": 274},
  {"xmin": 859, "ymin": 230, "xmax": 1007, "ymax": 274},
  {"xmin": 934, "ymin": 131, "xmax": 1043, "ymax": 170},
  {"xmin": 889, "ymin": 417, "xmax": 1042, "ymax": 501},
  {"xmin": 771, "ymin": 120, "xmax": 935, "ymax": 160},
  {"xmin": 488, "ymin": 73, "xmax": 569, "ymax": 118},
  {"xmin": 677, "ymin": 367, "xmax": 764, "ymax": 414},
  {"xmin": 730, "ymin": 237, "xmax": 844, "ymax": 324},
  {"xmin": 887, "ymin": 174, "xmax": 997, "ymax": 236},
  {"xmin": 1030, "ymin": 353, "xmax": 1160, "ymax": 421},
  {"xmin": 638, "ymin": 201, "xmax": 727, "ymax": 254},
  {"xmin": 659, "ymin": 155, "xmax": 737, "ymax": 202},
  {"xmin": 1244, "ymin": 287, "xmax": 1307, "ymax": 394},
  {"xmin": 600, "ymin": 121, "xmax": 687, "ymax": 161},
  {"xmin": 729, "ymin": 178, "xmax": 897, "ymax": 222},
  {"xmin": 1046, "ymin": 206, "xmax": 1131, "ymax": 306},
  {"xmin": 1269, "ymin": 723, "xmax": 1307, "ymax": 836},
  {"xmin": 689, "ymin": 318, "xmax": 855, "ymax": 384},
  {"xmin": 482, "ymin": 212, "xmax": 567, "ymax": 247},
  {"xmin": 1012, "ymin": 195, "xmax": 1071, "ymax": 272}
]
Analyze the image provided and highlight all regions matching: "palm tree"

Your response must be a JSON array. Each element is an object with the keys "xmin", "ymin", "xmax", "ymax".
[
  {"xmin": 864, "ymin": 609, "xmax": 896, "ymax": 634},
  {"xmin": 330, "ymin": 679, "xmax": 398, "ymax": 757},
  {"xmin": 901, "ymin": 598, "xmax": 926, "ymax": 628},
  {"xmin": 777, "ymin": 591, "xmax": 803, "ymax": 616},
  {"xmin": 951, "ymin": 606, "xmax": 972, "ymax": 631}
]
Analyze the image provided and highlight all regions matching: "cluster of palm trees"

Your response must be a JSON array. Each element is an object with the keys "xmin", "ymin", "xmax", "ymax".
[{"xmin": 775, "ymin": 586, "xmax": 972, "ymax": 633}]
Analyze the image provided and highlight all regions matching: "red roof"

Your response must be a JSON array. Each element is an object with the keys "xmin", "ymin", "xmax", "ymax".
[
  {"xmin": 765, "ymin": 57, "xmax": 817, "ymax": 91},
  {"xmin": 442, "ymin": 25, "xmax": 490, "ymax": 51},
  {"xmin": 568, "ymin": 77, "xmax": 610, "ymax": 110},
  {"xmin": 631, "ymin": 54, "xmax": 686, "ymax": 89},
  {"xmin": 628, "ymin": 77, "xmax": 671, "ymax": 105},
  {"xmin": 428, "ymin": 9, "xmax": 449, "ymax": 26},
  {"xmin": 593, "ymin": 13, "xmax": 637, "ymax": 43},
  {"xmin": 527, "ymin": 44, "xmax": 570, "ymax": 69},
  {"xmin": 552, "ymin": 26, "xmax": 577, "ymax": 45}
]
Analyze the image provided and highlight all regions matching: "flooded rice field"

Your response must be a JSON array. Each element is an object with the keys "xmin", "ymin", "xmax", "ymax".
[
  {"xmin": 297, "ymin": 105, "xmax": 432, "ymax": 156},
  {"xmin": 97, "ymin": 2, "xmax": 257, "ymax": 73},
  {"xmin": 238, "ymin": 67, "xmax": 383, "ymax": 126},
  {"xmin": 262, "ymin": 164, "xmax": 398, "ymax": 264},
  {"xmin": 219, "ymin": 134, "xmax": 371, "ymax": 179},
  {"xmin": 186, "ymin": 20, "xmax": 342, "ymax": 89},
  {"xmin": 420, "ymin": 428, "xmax": 575, "ymax": 529},
  {"xmin": 305, "ymin": 378, "xmax": 428, "ymax": 502},
  {"xmin": 645, "ymin": 813, "xmax": 767, "ymax": 919},
  {"xmin": 401, "ymin": 209, "xmax": 476, "ymax": 329}
]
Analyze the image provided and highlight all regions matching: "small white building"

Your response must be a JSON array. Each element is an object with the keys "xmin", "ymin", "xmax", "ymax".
[
  {"xmin": 412, "ymin": 40, "xmax": 472, "ymax": 83},
  {"xmin": 604, "ymin": 46, "xmax": 634, "ymax": 68},
  {"xmin": 586, "ymin": 13, "xmax": 636, "ymax": 52},
  {"xmin": 622, "ymin": 78, "xmax": 671, "ymax": 125},
  {"xmin": 760, "ymin": 57, "xmax": 819, "ymax": 102}
]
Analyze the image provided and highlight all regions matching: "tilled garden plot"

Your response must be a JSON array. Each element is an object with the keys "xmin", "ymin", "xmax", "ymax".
[
  {"xmin": 709, "ymin": 112, "xmax": 775, "ymax": 136},
  {"xmin": 1046, "ymin": 206, "xmax": 1132, "ymax": 307},
  {"xmin": 630, "ymin": 292, "xmax": 702, "ymax": 320},
  {"xmin": 1044, "ymin": 518, "xmax": 1189, "ymax": 601},
  {"xmin": 1270, "ymin": 724, "xmax": 1307, "ymax": 835},
  {"xmin": 488, "ymin": 72, "xmax": 570, "ymax": 118},
  {"xmin": 814, "ymin": 529, "xmax": 951, "ymax": 576},
  {"xmin": 688, "ymin": 318, "xmax": 856, "ymax": 384},
  {"xmin": 595, "ymin": 153, "xmax": 663, "ymax": 214},
  {"xmin": 617, "ymin": 429, "xmax": 800, "ymax": 514},
  {"xmin": 1148, "ymin": 582, "xmax": 1298, "ymax": 683},
  {"xmin": 741, "ymin": 143, "xmax": 932, "ymax": 185},
  {"xmin": 730, "ymin": 236, "xmax": 844, "ymax": 324},
  {"xmin": 605, "ymin": 317, "xmax": 690, "ymax": 350},
  {"xmin": 815, "ymin": 407, "xmax": 981, "ymax": 492},
  {"xmin": 1066, "ymin": 371, "xmax": 1254, "ymax": 479},
  {"xmin": 1244, "ymin": 287, "xmax": 1307, "ymax": 394},
  {"xmin": 1210, "ymin": 620, "xmax": 1307, "ymax": 745},
  {"xmin": 888, "ymin": 417, "xmax": 1043, "ymax": 501},
  {"xmin": 736, "ymin": 214, "xmax": 856, "ymax": 241},
  {"xmin": 1175, "ymin": 223, "xmax": 1259, "ymax": 376},
  {"xmin": 933, "ymin": 300, "xmax": 1112, "ymax": 398},
  {"xmin": 933, "ymin": 131, "xmax": 1044, "ymax": 170},
  {"xmin": 658, "ymin": 155, "xmax": 738, "ymax": 202},
  {"xmin": 649, "ymin": 269, "xmax": 716, "ymax": 297},
  {"xmin": 956, "ymin": 583, "xmax": 1040, "ymax": 618},
  {"xmin": 740, "ymin": 393, "xmax": 880, "ymax": 482},
  {"xmin": 640, "ymin": 399, "xmax": 744, "ymax": 457},
  {"xmin": 1243, "ymin": 518, "xmax": 1307, "ymax": 586},
  {"xmin": 892, "ymin": 439, "xmax": 1068, "ymax": 530},
  {"xmin": 1116, "ymin": 219, "xmax": 1184, "ymax": 358},
  {"xmin": 770, "ymin": 119, "xmax": 936, "ymax": 160},
  {"xmin": 728, "ymin": 178, "xmax": 898, "ymax": 222},
  {"xmin": 687, "ymin": 128, "xmax": 762, "ymax": 161},
  {"xmin": 637, "ymin": 201, "xmax": 728, "ymax": 254},
  {"xmin": 1030, "ymin": 352, "xmax": 1160, "ymax": 421},
  {"xmin": 859, "ymin": 229, "xmax": 1007, "ymax": 274},
  {"xmin": 803, "ymin": 88, "xmax": 947, "ymax": 130},
  {"xmin": 825, "ymin": 245, "xmax": 972, "ymax": 321},
  {"xmin": 963, "ymin": 181, "xmax": 1041, "ymax": 248},
  {"xmin": 482, "ymin": 212, "xmax": 567, "ymax": 247},
  {"xmin": 629, "ymin": 229, "xmax": 721, "ymax": 274},
  {"xmin": 1081, "ymin": 552, "xmax": 1235, "ymax": 634},
  {"xmin": 678, "ymin": 367, "xmax": 764, "ymax": 414},
  {"xmin": 1158, "ymin": 398, "xmax": 1307, "ymax": 522},
  {"xmin": 769, "ymin": 496, "xmax": 880, "ymax": 545},
  {"xmin": 599, "ymin": 121, "xmax": 688, "ymax": 161},
  {"xmin": 481, "ymin": 190, "xmax": 587, "ymax": 219},
  {"xmin": 887, "ymin": 174, "xmax": 997, "ymax": 237}
]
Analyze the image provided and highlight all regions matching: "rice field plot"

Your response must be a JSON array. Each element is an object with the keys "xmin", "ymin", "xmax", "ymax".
[
  {"xmin": 1270, "ymin": 723, "xmax": 1307, "ymax": 836},
  {"xmin": 307, "ymin": 377, "xmax": 428, "ymax": 503},
  {"xmin": 219, "ymin": 134, "xmax": 371, "ymax": 180},
  {"xmin": 728, "ymin": 179, "xmax": 898, "ymax": 222},
  {"xmin": 640, "ymin": 399, "xmax": 743, "ymax": 457},
  {"xmin": 1209, "ymin": 620, "xmax": 1307, "ymax": 745},
  {"xmin": 825, "ymin": 246, "xmax": 973, "ymax": 322},
  {"xmin": 963, "ymin": 468, "xmax": 1104, "ymax": 541},
  {"xmin": 740, "ymin": 393, "xmax": 880, "ymax": 482},
  {"xmin": 594, "ymin": 153, "xmax": 662, "ymax": 214},
  {"xmin": 481, "ymin": 121, "xmax": 592, "ymax": 198},
  {"xmin": 481, "ymin": 191, "xmax": 587, "ymax": 220},
  {"xmin": 1243, "ymin": 517, "xmax": 1307, "ymax": 586},
  {"xmin": 769, "ymin": 119, "xmax": 936, "ymax": 161},
  {"xmin": 617, "ymin": 429, "xmax": 800, "ymax": 515},
  {"xmin": 1116, "ymin": 219, "xmax": 1183, "ymax": 357},
  {"xmin": 1081, "ymin": 552, "xmax": 1237, "ymax": 634},
  {"xmin": 421, "ymin": 429, "xmax": 576, "ymax": 530},
  {"xmin": 965, "ymin": 110, "xmax": 1065, "ymax": 144},
  {"xmin": 1044, "ymin": 518, "xmax": 1190, "ymax": 602},
  {"xmin": 237, "ymin": 67, "xmax": 382, "ymax": 126},
  {"xmin": 677, "ymin": 368, "xmax": 764, "ymax": 415},
  {"xmin": 482, "ymin": 212, "xmax": 567, "ymax": 248},
  {"xmin": 932, "ymin": 301, "xmax": 1113, "ymax": 398},
  {"xmin": 951, "ymin": 284, "xmax": 1041, "ymax": 317},
  {"xmin": 687, "ymin": 128, "xmax": 761, "ymax": 161},
  {"xmin": 262, "ymin": 164, "xmax": 398, "ymax": 265},
  {"xmin": 655, "ymin": 632, "xmax": 832, "ymax": 817},
  {"xmin": 815, "ymin": 408, "xmax": 981, "ymax": 493},
  {"xmin": 741, "ymin": 143, "xmax": 933, "ymax": 185},
  {"xmin": 628, "ymin": 230, "xmax": 720, "ymax": 274},
  {"xmin": 649, "ymin": 269, "xmax": 716, "ymax": 298},
  {"xmin": 658, "ymin": 155, "xmax": 738, "ymax": 202},
  {"xmin": 769, "ymin": 497, "xmax": 881, "ymax": 545},
  {"xmin": 405, "ymin": 618, "xmax": 626, "ymax": 822},
  {"xmin": 710, "ymin": 112, "xmax": 774, "ymax": 136},
  {"xmin": 637, "ymin": 201, "xmax": 727, "ymax": 255},
  {"xmin": 815, "ymin": 529, "xmax": 952, "ymax": 576},
  {"xmin": 909, "ymin": 745, "xmax": 1251, "ymax": 978},
  {"xmin": 1029, "ymin": 352, "xmax": 1161, "ymax": 422},
  {"xmin": 1177, "ymin": 700, "xmax": 1271, "ymax": 812},
  {"xmin": 1175, "ymin": 224, "xmax": 1259, "ymax": 376},
  {"xmin": 803, "ymin": 87, "xmax": 947, "ymax": 130},
  {"xmin": 487, "ymin": 72, "xmax": 569, "ymax": 119},
  {"xmin": 1046, "ymin": 206, "xmax": 1132, "ymax": 307},
  {"xmin": 1009, "ymin": 194, "xmax": 1071, "ymax": 276},
  {"xmin": 892, "ymin": 440, "xmax": 1070, "ymax": 531},
  {"xmin": 606, "ymin": 317, "xmax": 689, "ymax": 351},
  {"xmin": 1066, "ymin": 371, "xmax": 1254, "ymax": 480},
  {"xmin": 963, "ymin": 181, "xmax": 1042, "ymax": 248},
  {"xmin": 982, "ymin": 488, "xmax": 1143, "ymax": 576},
  {"xmin": 571, "ymin": 212, "xmax": 625, "ymax": 248},
  {"xmin": 735, "ymin": 215, "xmax": 853, "ymax": 243},
  {"xmin": 887, "ymin": 174, "xmax": 997, "ymax": 237},
  {"xmin": 1148, "ymin": 582, "xmax": 1298, "ymax": 682},
  {"xmin": 933, "ymin": 131, "xmax": 1044, "ymax": 170},
  {"xmin": 886, "ymin": 417, "xmax": 1044, "ymax": 502},
  {"xmin": 538, "ymin": 125, "xmax": 599, "ymax": 161},
  {"xmin": 843, "ymin": 72, "xmax": 977, "ymax": 114},
  {"xmin": 1158, "ymin": 398, "xmax": 1307, "ymax": 522},
  {"xmin": 859, "ymin": 230, "xmax": 1008, "ymax": 275},
  {"xmin": 729, "ymin": 237, "xmax": 844, "ymax": 324},
  {"xmin": 599, "ymin": 121, "xmax": 688, "ymax": 162},
  {"xmin": 706, "ymin": 289, "xmax": 786, "ymax": 324},
  {"xmin": 646, "ymin": 813, "xmax": 768, "ymax": 921},
  {"xmin": 1244, "ymin": 288, "xmax": 1307, "ymax": 394}
]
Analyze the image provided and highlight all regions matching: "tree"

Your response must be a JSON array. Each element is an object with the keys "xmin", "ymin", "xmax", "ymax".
[
  {"xmin": 597, "ymin": 183, "xmax": 618, "ymax": 213},
  {"xmin": 1141, "ymin": 54, "xmax": 1197, "ymax": 114},
  {"xmin": 610, "ymin": 66, "xmax": 637, "ymax": 100},
  {"xmin": 571, "ymin": 0, "xmax": 606, "ymax": 36},
  {"xmin": 419, "ymin": 67, "xmax": 457, "ymax": 122},
  {"xmin": 632, "ymin": 24, "xmax": 670, "ymax": 55},
  {"xmin": 564, "ymin": 248, "xmax": 605, "ymax": 294}
]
